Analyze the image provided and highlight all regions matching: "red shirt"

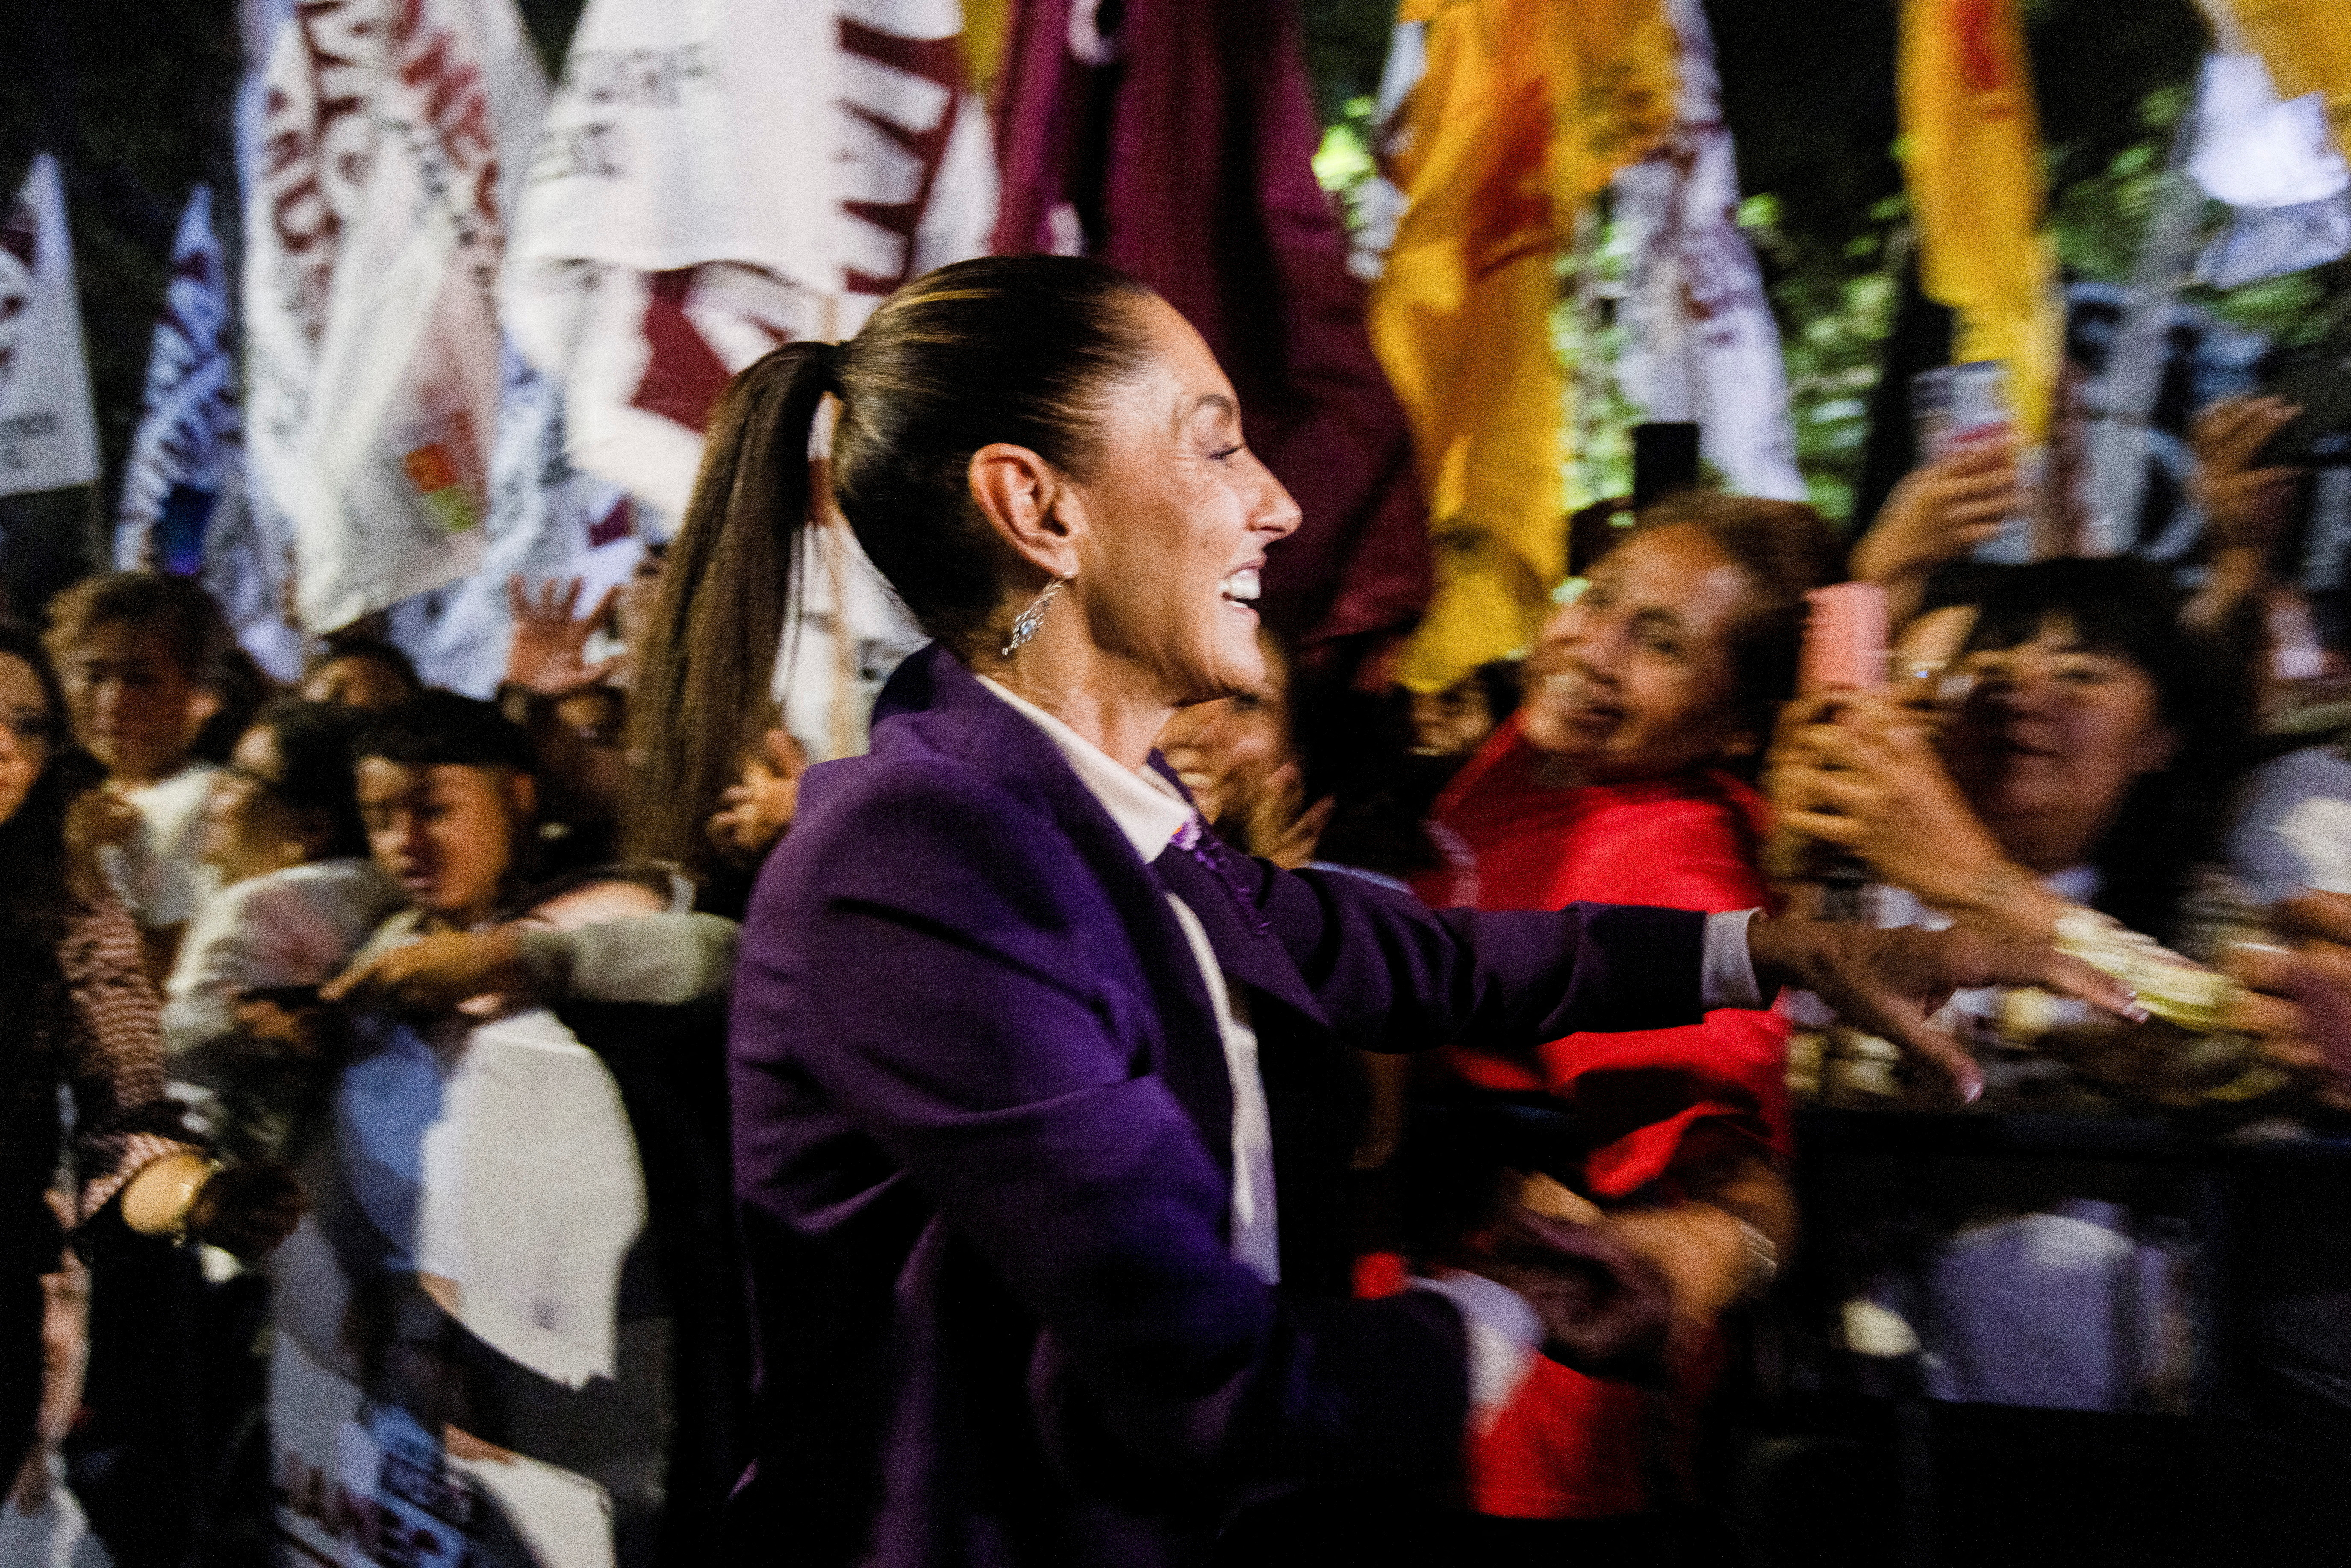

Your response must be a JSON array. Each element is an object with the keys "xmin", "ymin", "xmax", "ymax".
[{"xmin": 1412, "ymin": 713, "xmax": 1792, "ymax": 1518}]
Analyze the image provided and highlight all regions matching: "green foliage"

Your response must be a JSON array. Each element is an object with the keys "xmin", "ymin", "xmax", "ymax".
[{"xmin": 1739, "ymin": 193, "xmax": 1907, "ymax": 522}]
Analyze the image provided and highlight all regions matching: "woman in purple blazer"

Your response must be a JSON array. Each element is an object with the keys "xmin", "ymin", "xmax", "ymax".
[{"xmin": 629, "ymin": 257, "xmax": 2134, "ymax": 1568}]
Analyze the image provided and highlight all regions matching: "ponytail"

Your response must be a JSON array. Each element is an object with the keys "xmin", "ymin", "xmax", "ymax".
[
  {"xmin": 625, "ymin": 343, "xmax": 835, "ymax": 874},
  {"xmin": 625, "ymin": 256, "xmax": 1157, "ymax": 879}
]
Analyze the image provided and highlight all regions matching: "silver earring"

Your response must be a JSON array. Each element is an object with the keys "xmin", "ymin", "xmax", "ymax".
[{"xmin": 1002, "ymin": 575, "xmax": 1069, "ymax": 658}]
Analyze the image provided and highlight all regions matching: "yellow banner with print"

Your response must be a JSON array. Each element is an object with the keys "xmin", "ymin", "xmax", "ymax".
[
  {"xmin": 1898, "ymin": 0, "xmax": 2059, "ymax": 441},
  {"xmin": 1372, "ymin": 0, "xmax": 1675, "ymax": 692}
]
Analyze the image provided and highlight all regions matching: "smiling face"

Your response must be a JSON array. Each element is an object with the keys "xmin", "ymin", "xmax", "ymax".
[
  {"xmin": 1060, "ymin": 295, "xmax": 1302, "ymax": 707},
  {"xmin": 355, "ymin": 758, "xmax": 532, "ymax": 929},
  {"xmin": 1519, "ymin": 523, "xmax": 1756, "ymax": 783},
  {"xmin": 0, "ymin": 652, "xmax": 53, "ymax": 828},
  {"xmin": 1939, "ymin": 614, "xmax": 2178, "ymax": 870}
]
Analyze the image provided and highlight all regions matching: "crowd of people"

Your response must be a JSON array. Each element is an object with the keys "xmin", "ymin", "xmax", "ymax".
[{"xmin": 2, "ymin": 254, "xmax": 2348, "ymax": 1567}]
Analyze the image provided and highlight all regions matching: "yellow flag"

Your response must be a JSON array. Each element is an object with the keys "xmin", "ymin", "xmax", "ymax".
[
  {"xmin": 1898, "ymin": 0, "xmax": 2059, "ymax": 441},
  {"xmin": 1372, "ymin": 0, "xmax": 1675, "ymax": 693},
  {"xmin": 2217, "ymin": 0, "xmax": 2351, "ymax": 168}
]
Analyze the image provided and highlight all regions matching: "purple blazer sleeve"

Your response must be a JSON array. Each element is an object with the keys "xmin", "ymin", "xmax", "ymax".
[
  {"xmin": 733, "ymin": 748, "xmax": 1712, "ymax": 1509},
  {"xmin": 1265, "ymin": 862, "xmax": 1709, "ymax": 1052},
  {"xmin": 736, "ymin": 763, "xmax": 1472, "ymax": 1494}
]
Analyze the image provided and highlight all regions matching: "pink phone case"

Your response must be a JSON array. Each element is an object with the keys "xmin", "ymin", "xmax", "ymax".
[{"xmin": 1801, "ymin": 582, "xmax": 1890, "ymax": 693}]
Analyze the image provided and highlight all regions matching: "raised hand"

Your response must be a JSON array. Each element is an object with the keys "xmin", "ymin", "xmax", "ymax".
[
  {"xmin": 1850, "ymin": 441, "xmax": 2019, "ymax": 623},
  {"xmin": 505, "ymin": 576, "xmax": 625, "ymax": 696},
  {"xmin": 2191, "ymin": 395, "xmax": 2304, "ymax": 556}
]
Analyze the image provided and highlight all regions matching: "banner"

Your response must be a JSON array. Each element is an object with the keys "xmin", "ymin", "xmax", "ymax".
[
  {"xmin": 504, "ymin": 0, "xmax": 998, "ymax": 514},
  {"xmin": 1367, "ymin": 0, "xmax": 1677, "ymax": 690},
  {"xmin": 277, "ymin": 0, "xmax": 549, "ymax": 631},
  {"xmin": 0, "ymin": 155, "xmax": 101, "ymax": 498},
  {"xmin": 242, "ymin": 0, "xmax": 387, "ymax": 636},
  {"xmin": 116, "ymin": 186, "xmax": 242, "ymax": 578},
  {"xmin": 1898, "ymin": 0, "xmax": 2060, "ymax": 440},
  {"xmin": 990, "ymin": 0, "xmax": 1432, "ymax": 669},
  {"xmin": 497, "ymin": 0, "xmax": 984, "ymax": 751},
  {"xmin": 273, "ymin": 1003, "xmax": 660, "ymax": 1566},
  {"xmin": 1611, "ymin": 0, "xmax": 1807, "ymax": 502}
]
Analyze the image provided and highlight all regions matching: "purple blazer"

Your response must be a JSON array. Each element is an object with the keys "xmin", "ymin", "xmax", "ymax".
[{"xmin": 725, "ymin": 646, "xmax": 1708, "ymax": 1567}]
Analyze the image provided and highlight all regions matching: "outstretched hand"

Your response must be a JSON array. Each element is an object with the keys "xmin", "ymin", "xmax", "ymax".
[
  {"xmin": 322, "ymin": 928, "xmax": 530, "ymax": 1016},
  {"xmin": 2190, "ymin": 395, "xmax": 2303, "ymax": 555},
  {"xmin": 1747, "ymin": 916, "xmax": 2147, "ymax": 1104},
  {"xmin": 505, "ymin": 576, "xmax": 625, "ymax": 696}
]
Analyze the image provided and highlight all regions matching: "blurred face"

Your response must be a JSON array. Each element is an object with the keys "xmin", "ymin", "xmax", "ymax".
[
  {"xmin": 1938, "ymin": 615, "xmax": 2178, "ymax": 867},
  {"xmin": 1410, "ymin": 678, "xmax": 1497, "ymax": 758},
  {"xmin": 0, "ymin": 652, "xmax": 53, "ymax": 828},
  {"xmin": 199, "ymin": 725, "xmax": 313, "ymax": 885},
  {"xmin": 355, "ymin": 758, "xmax": 533, "ymax": 928},
  {"xmin": 1159, "ymin": 661, "xmax": 1291, "ymax": 824},
  {"xmin": 1519, "ymin": 525, "xmax": 1753, "ymax": 783},
  {"xmin": 57, "ymin": 619, "xmax": 218, "ymax": 783},
  {"xmin": 535, "ymin": 686, "xmax": 628, "ymax": 822},
  {"xmin": 301, "ymin": 653, "xmax": 413, "ymax": 711},
  {"xmin": 1064, "ymin": 296, "xmax": 1302, "ymax": 705}
]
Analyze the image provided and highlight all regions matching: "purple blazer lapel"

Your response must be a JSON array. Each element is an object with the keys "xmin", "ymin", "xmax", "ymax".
[{"xmin": 871, "ymin": 646, "xmax": 1239, "ymax": 1173}]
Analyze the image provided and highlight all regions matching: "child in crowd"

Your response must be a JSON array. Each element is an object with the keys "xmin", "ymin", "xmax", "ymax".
[
  {"xmin": 44, "ymin": 573, "xmax": 261, "ymax": 981},
  {"xmin": 298, "ymin": 635, "xmax": 421, "ymax": 712},
  {"xmin": 160, "ymin": 699, "xmax": 402, "ymax": 1160}
]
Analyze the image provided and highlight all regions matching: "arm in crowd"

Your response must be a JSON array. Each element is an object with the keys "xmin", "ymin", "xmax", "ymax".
[
  {"xmin": 321, "ymin": 911, "xmax": 740, "ymax": 1015},
  {"xmin": 1847, "ymin": 442, "xmax": 2018, "ymax": 631}
]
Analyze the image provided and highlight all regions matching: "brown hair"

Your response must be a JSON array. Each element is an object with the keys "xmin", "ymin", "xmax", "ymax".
[
  {"xmin": 627, "ymin": 256, "xmax": 1157, "ymax": 874},
  {"xmin": 1623, "ymin": 492, "xmax": 1841, "ymax": 745},
  {"xmin": 42, "ymin": 570, "xmax": 266, "ymax": 763}
]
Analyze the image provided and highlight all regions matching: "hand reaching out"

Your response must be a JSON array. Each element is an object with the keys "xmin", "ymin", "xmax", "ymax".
[
  {"xmin": 321, "ymin": 927, "xmax": 530, "ymax": 1016},
  {"xmin": 1747, "ymin": 916, "xmax": 2147, "ymax": 1103},
  {"xmin": 1850, "ymin": 442, "xmax": 2018, "ymax": 613},
  {"xmin": 707, "ymin": 728, "xmax": 807, "ymax": 869},
  {"xmin": 2190, "ymin": 395, "xmax": 2303, "ymax": 557},
  {"xmin": 505, "ymin": 577, "xmax": 624, "ymax": 696}
]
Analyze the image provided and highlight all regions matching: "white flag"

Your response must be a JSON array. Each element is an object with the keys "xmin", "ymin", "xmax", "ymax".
[
  {"xmin": 493, "ymin": 0, "xmax": 989, "ymax": 753},
  {"xmin": 503, "ymin": 0, "xmax": 999, "ymax": 517},
  {"xmin": 1611, "ymin": 0, "xmax": 1808, "ymax": 502},
  {"xmin": 241, "ymin": 0, "xmax": 387, "ymax": 638},
  {"xmin": 281, "ymin": 0, "xmax": 549, "ymax": 631},
  {"xmin": 116, "ymin": 186, "xmax": 242, "ymax": 578},
  {"xmin": 0, "ymin": 156, "xmax": 100, "ymax": 498}
]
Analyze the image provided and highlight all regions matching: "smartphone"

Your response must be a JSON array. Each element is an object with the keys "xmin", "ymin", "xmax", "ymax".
[
  {"xmin": 1801, "ymin": 582, "xmax": 1891, "ymax": 694},
  {"xmin": 240, "ymin": 983, "xmax": 326, "ymax": 1009}
]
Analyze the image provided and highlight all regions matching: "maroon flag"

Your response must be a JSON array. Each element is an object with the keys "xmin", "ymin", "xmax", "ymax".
[{"xmin": 992, "ymin": 0, "xmax": 1429, "ymax": 678}]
